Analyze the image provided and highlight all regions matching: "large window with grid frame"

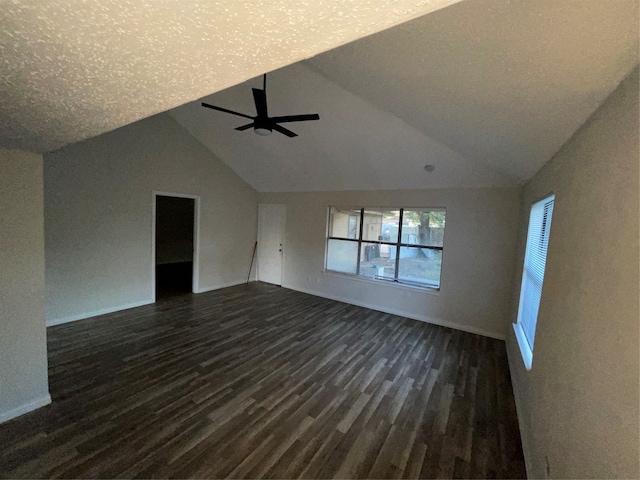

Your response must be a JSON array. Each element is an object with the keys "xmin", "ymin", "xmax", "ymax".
[{"xmin": 325, "ymin": 207, "xmax": 446, "ymax": 289}]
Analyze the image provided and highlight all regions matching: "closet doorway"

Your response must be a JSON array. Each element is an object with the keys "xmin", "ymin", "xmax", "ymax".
[{"xmin": 153, "ymin": 192, "xmax": 199, "ymax": 300}]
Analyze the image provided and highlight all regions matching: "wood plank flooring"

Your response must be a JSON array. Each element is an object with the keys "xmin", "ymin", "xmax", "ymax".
[{"xmin": 0, "ymin": 282, "xmax": 526, "ymax": 478}]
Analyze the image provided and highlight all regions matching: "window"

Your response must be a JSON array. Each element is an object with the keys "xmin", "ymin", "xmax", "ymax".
[
  {"xmin": 326, "ymin": 207, "xmax": 446, "ymax": 289},
  {"xmin": 514, "ymin": 194, "xmax": 555, "ymax": 370}
]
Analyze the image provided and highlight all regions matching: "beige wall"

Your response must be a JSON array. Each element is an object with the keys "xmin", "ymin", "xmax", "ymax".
[
  {"xmin": 45, "ymin": 113, "xmax": 258, "ymax": 324},
  {"xmin": 260, "ymin": 188, "xmax": 520, "ymax": 338},
  {"xmin": 507, "ymin": 67, "xmax": 639, "ymax": 478},
  {"xmin": 0, "ymin": 149, "xmax": 50, "ymax": 421}
]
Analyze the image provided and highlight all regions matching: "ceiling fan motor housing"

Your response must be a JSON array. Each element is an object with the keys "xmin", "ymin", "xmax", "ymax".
[
  {"xmin": 201, "ymin": 73, "xmax": 319, "ymax": 137},
  {"xmin": 254, "ymin": 117, "xmax": 273, "ymax": 136}
]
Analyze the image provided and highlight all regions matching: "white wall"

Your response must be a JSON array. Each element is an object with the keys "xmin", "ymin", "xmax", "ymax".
[
  {"xmin": 506, "ymin": 67, "xmax": 639, "ymax": 478},
  {"xmin": 45, "ymin": 113, "xmax": 258, "ymax": 324},
  {"xmin": 260, "ymin": 188, "xmax": 520, "ymax": 338},
  {"xmin": 0, "ymin": 149, "xmax": 50, "ymax": 422}
]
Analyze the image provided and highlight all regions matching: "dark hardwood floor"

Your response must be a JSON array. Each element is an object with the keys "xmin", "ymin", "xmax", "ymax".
[{"xmin": 0, "ymin": 282, "xmax": 526, "ymax": 479}]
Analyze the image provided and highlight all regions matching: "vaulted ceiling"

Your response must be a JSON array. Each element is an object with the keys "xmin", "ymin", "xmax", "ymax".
[
  {"xmin": 0, "ymin": 0, "xmax": 461, "ymax": 153},
  {"xmin": 171, "ymin": 0, "xmax": 639, "ymax": 191},
  {"xmin": 170, "ymin": 63, "xmax": 513, "ymax": 191},
  {"xmin": 308, "ymin": 0, "xmax": 639, "ymax": 184},
  {"xmin": 2, "ymin": 0, "xmax": 638, "ymax": 192}
]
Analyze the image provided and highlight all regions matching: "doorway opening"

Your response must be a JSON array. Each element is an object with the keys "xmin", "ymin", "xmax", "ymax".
[{"xmin": 153, "ymin": 193, "xmax": 199, "ymax": 300}]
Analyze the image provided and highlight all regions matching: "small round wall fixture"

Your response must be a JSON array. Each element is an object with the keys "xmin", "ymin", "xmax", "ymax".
[{"xmin": 424, "ymin": 164, "xmax": 436, "ymax": 172}]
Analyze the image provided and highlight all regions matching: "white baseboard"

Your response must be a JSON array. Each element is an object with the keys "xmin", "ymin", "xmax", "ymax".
[
  {"xmin": 46, "ymin": 299, "xmax": 155, "ymax": 327},
  {"xmin": 194, "ymin": 279, "xmax": 251, "ymax": 294},
  {"xmin": 285, "ymin": 284, "xmax": 506, "ymax": 340},
  {"xmin": 505, "ymin": 335, "xmax": 534, "ymax": 478},
  {"xmin": 46, "ymin": 279, "xmax": 256, "ymax": 326},
  {"xmin": 0, "ymin": 393, "xmax": 52, "ymax": 424}
]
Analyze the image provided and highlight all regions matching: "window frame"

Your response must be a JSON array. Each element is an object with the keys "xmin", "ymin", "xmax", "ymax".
[
  {"xmin": 513, "ymin": 194, "xmax": 555, "ymax": 370},
  {"xmin": 325, "ymin": 206, "xmax": 446, "ymax": 290}
]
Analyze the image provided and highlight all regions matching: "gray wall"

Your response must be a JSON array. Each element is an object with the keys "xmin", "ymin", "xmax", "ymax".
[
  {"xmin": 45, "ymin": 113, "xmax": 259, "ymax": 324},
  {"xmin": 260, "ymin": 187, "xmax": 520, "ymax": 338},
  {"xmin": 507, "ymin": 67, "xmax": 639, "ymax": 478},
  {"xmin": 0, "ymin": 149, "xmax": 50, "ymax": 422}
]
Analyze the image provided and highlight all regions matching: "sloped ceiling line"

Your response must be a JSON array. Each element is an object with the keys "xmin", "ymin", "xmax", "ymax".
[
  {"xmin": 0, "ymin": 0, "xmax": 463, "ymax": 153},
  {"xmin": 4, "ymin": 0, "xmax": 637, "ymax": 194},
  {"xmin": 170, "ymin": 0, "xmax": 638, "ymax": 192},
  {"xmin": 306, "ymin": 0, "xmax": 639, "ymax": 183},
  {"xmin": 303, "ymin": 60, "xmax": 519, "ymax": 183},
  {"xmin": 170, "ymin": 63, "xmax": 516, "ymax": 192}
]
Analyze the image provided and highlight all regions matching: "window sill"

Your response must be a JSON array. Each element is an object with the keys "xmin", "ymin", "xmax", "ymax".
[
  {"xmin": 513, "ymin": 323, "xmax": 533, "ymax": 370},
  {"xmin": 323, "ymin": 270, "xmax": 441, "ymax": 296}
]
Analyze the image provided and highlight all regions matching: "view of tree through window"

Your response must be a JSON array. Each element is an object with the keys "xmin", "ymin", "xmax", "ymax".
[{"xmin": 326, "ymin": 206, "xmax": 446, "ymax": 289}]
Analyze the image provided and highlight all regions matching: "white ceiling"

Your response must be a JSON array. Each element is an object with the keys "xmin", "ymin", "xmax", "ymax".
[
  {"xmin": 170, "ymin": 63, "xmax": 512, "ymax": 191},
  {"xmin": 308, "ymin": 0, "xmax": 640, "ymax": 183},
  {"xmin": 2, "ymin": 1, "xmax": 638, "ymax": 192},
  {"xmin": 171, "ymin": 0, "xmax": 639, "ymax": 192},
  {"xmin": 0, "ymin": 0, "xmax": 461, "ymax": 153}
]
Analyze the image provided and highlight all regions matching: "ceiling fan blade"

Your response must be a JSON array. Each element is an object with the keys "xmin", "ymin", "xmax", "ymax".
[
  {"xmin": 269, "ymin": 114, "xmax": 319, "ymax": 124},
  {"xmin": 235, "ymin": 122, "xmax": 255, "ymax": 131},
  {"xmin": 252, "ymin": 88, "xmax": 268, "ymax": 118},
  {"xmin": 201, "ymin": 103, "xmax": 254, "ymax": 120},
  {"xmin": 272, "ymin": 124, "xmax": 298, "ymax": 137}
]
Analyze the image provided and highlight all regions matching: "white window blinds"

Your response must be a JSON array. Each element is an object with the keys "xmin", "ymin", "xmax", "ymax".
[{"xmin": 517, "ymin": 195, "xmax": 555, "ymax": 352}]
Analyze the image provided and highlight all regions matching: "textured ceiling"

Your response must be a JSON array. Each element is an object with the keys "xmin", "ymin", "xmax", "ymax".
[
  {"xmin": 308, "ymin": 0, "xmax": 640, "ymax": 183},
  {"xmin": 170, "ymin": 63, "xmax": 512, "ymax": 191},
  {"xmin": 171, "ymin": 0, "xmax": 639, "ymax": 191},
  {"xmin": 4, "ymin": 0, "xmax": 638, "ymax": 191},
  {"xmin": 0, "ymin": 0, "xmax": 461, "ymax": 153}
]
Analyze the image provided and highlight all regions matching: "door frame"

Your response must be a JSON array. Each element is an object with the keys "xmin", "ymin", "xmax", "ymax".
[
  {"xmin": 257, "ymin": 203, "xmax": 286, "ymax": 286},
  {"xmin": 151, "ymin": 191, "xmax": 200, "ymax": 301}
]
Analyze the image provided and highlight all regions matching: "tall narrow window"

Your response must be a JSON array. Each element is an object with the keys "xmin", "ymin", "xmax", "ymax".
[{"xmin": 514, "ymin": 194, "xmax": 555, "ymax": 370}]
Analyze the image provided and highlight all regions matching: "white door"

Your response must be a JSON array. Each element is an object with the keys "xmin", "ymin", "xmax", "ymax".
[{"xmin": 257, "ymin": 204, "xmax": 286, "ymax": 285}]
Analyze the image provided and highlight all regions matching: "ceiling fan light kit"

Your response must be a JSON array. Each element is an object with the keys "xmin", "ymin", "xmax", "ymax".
[
  {"xmin": 202, "ymin": 74, "xmax": 319, "ymax": 137},
  {"xmin": 254, "ymin": 127, "xmax": 272, "ymax": 136}
]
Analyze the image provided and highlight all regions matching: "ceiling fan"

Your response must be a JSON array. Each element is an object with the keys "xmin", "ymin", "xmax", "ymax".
[{"xmin": 201, "ymin": 74, "xmax": 319, "ymax": 137}]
